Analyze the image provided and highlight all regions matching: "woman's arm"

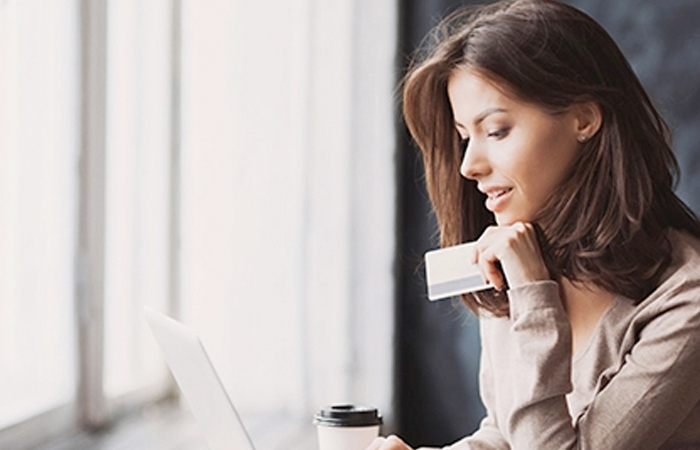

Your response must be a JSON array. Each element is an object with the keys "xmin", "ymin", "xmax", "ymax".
[
  {"xmin": 473, "ymin": 224, "xmax": 700, "ymax": 448},
  {"xmin": 365, "ymin": 423, "xmax": 509, "ymax": 450},
  {"xmin": 502, "ymin": 280, "xmax": 700, "ymax": 449},
  {"xmin": 364, "ymin": 295, "xmax": 512, "ymax": 450},
  {"xmin": 363, "ymin": 350, "xmax": 511, "ymax": 450},
  {"xmin": 370, "ymin": 225, "xmax": 700, "ymax": 449}
]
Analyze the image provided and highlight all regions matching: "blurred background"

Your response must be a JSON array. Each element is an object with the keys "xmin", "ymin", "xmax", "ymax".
[{"xmin": 0, "ymin": 0, "xmax": 698, "ymax": 449}]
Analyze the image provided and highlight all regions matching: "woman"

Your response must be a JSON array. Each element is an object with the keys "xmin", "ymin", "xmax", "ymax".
[{"xmin": 368, "ymin": 0, "xmax": 700, "ymax": 449}]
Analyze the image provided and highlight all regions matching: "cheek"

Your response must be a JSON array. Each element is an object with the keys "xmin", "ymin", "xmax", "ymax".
[
  {"xmin": 512, "ymin": 137, "xmax": 577, "ymax": 199},
  {"xmin": 546, "ymin": 140, "xmax": 579, "ymax": 186}
]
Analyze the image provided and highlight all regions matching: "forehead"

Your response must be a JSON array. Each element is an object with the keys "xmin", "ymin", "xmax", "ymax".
[
  {"xmin": 447, "ymin": 67, "xmax": 549, "ymax": 123},
  {"xmin": 448, "ymin": 69, "xmax": 515, "ymax": 111}
]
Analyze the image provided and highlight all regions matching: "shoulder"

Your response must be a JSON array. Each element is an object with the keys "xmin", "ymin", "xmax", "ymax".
[
  {"xmin": 658, "ymin": 228, "xmax": 700, "ymax": 293},
  {"xmin": 634, "ymin": 228, "xmax": 700, "ymax": 328}
]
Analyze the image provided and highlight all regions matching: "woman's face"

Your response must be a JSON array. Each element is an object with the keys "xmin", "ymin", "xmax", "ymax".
[{"xmin": 447, "ymin": 68, "xmax": 582, "ymax": 226}]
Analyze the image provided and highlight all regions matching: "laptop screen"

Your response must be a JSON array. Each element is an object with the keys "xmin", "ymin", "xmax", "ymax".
[{"xmin": 145, "ymin": 308, "xmax": 256, "ymax": 450}]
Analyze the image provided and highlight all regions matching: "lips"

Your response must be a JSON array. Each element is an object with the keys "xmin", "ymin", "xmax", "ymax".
[
  {"xmin": 486, "ymin": 188, "xmax": 512, "ymax": 200},
  {"xmin": 480, "ymin": 186, "xmax": 513, "ymax": 212}
]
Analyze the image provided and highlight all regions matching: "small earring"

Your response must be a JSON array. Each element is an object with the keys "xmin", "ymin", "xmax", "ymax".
[{"xmin": 578, "ymin": 135, "xmax": 588, "ymax": 143}]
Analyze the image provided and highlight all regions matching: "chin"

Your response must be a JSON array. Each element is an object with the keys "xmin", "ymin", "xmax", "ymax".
[{"xmin": 494, "ymin": 212, "xmax": 528, "ymax": 226}]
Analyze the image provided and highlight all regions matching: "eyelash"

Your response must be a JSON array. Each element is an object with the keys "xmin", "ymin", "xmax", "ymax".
[
  {"xmin": 457, "ymin": 128, "xmax": 509, "ymax": 154},
  {"xmin": 488, "ymin": 128, "xmax": 510, "ymax": 139}
]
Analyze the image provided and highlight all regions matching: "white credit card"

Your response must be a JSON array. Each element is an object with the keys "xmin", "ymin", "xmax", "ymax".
[{"xmin": 424, "ymin": 242, "xmax": 491, "ymax": 301}]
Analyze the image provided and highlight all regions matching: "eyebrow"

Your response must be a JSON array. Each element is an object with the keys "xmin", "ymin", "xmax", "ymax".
[{"xmin": 454, "ymin": 107, "xmax": 508, "ymax": 129}]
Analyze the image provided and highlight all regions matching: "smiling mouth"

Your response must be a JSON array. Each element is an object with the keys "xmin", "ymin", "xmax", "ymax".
[{"xmin": 487, "ymin": 188, "xmax": 512, "ymax": 200}]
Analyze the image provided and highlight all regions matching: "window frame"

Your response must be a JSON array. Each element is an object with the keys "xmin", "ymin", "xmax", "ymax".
[
  {"xmin": 0, "ymin": 0, "xmax": 183, "ymax": 446},
  {"xmin": 76, "ymin": 0, "xmax": 184, "ymax": 430},
  {"xmin": 0, "ymin": 0, "xmax": 398, "ymax": 446}
]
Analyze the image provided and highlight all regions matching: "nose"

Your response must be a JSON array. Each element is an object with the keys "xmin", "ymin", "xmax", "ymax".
[{"xmin": 459, "ymin": 139, "xmax": 488, "ymax": 180}]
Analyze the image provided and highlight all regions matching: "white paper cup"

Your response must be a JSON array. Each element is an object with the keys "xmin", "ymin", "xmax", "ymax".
[{"xmin": 314, "ymin": 404, "xmax": 382, "ymax": 450}]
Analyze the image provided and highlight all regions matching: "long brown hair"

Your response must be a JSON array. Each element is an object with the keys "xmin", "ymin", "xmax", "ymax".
[{"xmin": 402, "ymin": 0, "xmax": 700, "ymax": 316}]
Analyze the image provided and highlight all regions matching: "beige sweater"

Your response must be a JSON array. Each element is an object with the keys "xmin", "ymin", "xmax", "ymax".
[{"xmin": 446, "ymin": 229, "xmax": 700, "ymax": 449}]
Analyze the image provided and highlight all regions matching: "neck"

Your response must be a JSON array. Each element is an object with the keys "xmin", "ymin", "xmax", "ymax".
[{"xmin": 560, "ymin": 278, "xmax": 616, "ymax": 356}]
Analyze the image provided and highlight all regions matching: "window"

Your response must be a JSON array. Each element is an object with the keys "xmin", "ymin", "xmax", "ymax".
[
  {"xmin": 179, "ymin": 0, "xmax": 398, "ymax": 419},
  {"xmin": 0, "ymin": 0, "xmax": 79, "ymax": 431},
  {"xmin": 0, "ymin": 0, "xmax": 398, "ymax": 447},
  {"xmin": 103, "ymin": 0, "xmax": 173, "ymax": 402},
  {"xmin": 0, "ymin": 0, "xmax": 177, "ymax": 445}
]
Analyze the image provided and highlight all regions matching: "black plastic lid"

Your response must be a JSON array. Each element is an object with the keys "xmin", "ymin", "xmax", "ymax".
[{"xmin": 313, "ymin": 404, "xmax": 382, "ymax": 427}]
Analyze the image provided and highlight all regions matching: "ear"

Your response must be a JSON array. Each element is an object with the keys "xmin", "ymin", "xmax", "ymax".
[{"xmin": 572, "ymin": 100, "xmax": 602, "ymax": 143}]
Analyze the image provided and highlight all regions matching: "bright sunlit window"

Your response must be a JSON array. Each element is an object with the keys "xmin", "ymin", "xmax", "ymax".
[
  {"xmin": 0, "ymin": 0, "xmax": 397, "ymax": 447},
  {"xmin": 179, "ymin": 0, "xmax": 397, "ymax": 421},
  {"xmin": 103, "ymin": 0, "xmax": 173, "ymax": 401},
  {"xmin": 0, "ymin": 0, "xmax": 176, "ymax": 443},
  {"xmin": 0, "ymin": 0, "xmax": 79, "ymax": 430}
]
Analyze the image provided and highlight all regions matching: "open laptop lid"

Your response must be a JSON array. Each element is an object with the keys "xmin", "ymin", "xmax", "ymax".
[{"xmin": 145, "ymin": 308, "xmax": 256, "ymax": 450}]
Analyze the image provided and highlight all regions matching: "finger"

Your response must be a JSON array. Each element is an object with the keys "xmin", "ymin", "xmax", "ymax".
[
  {"xmin": 385, "ymin": 435, "xmax": 411, "ymax": 449},
  {"xmin": 478, "ymin": 248, "xmax": 506, "ymax": 290},
  {"xmin": 365, "ymin": 437, "xmax": 386, "ymax": 450},
  {"xmin": 473, "ymin": 230, "xmax": 506, "ymax": 290},
  {"xmin": 483, "ymin": 222, "xmax": 548, "ymax": 288}
]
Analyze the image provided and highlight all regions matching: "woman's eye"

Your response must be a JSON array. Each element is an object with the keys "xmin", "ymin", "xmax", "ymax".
[{"xmin": 488, "ymin": 128, "xmax": 509, "ymax": 139}]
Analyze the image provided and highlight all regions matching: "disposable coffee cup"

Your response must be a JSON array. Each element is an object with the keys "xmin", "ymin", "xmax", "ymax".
[{"xmin": 314, "ymin": 404, "xmax": 382, "ymax": 450}]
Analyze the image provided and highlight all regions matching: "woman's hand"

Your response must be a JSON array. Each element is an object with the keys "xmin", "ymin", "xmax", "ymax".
[
  {"xmin": 365, "ymin": 435, "xmax": 413, "ymax": 450},
  {"xmin": 474, "ymin": 222, "xmax": 549, "ymax": 290}
]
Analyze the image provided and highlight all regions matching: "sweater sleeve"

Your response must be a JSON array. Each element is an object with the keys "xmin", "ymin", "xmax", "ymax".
[
  {"xmin": 436, "ymin": 281, "xmax": 570, "ymax": 450},
  {"xmin": 409, "ymin": 328, "xmax": 513, "ymax": 450},
  {"xmin": 501, "ymin": 280, "xmax": 700, "ymax": 449},
  {"xmin": 439, "ymin": 303, "xmax": 512, "ymax": 450},
  {"xmin": 504, "ymin": 281, "xmax": 576, "ymax": 447},
  {"xmin": 443, "ymin": 416, "xmax": 510, "ymax": 450}
]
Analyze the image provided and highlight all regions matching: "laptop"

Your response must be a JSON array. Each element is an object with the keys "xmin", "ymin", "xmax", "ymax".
[{"xmin": 144, "ymin": 308, "xmax": 257, "ymax": 450}]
